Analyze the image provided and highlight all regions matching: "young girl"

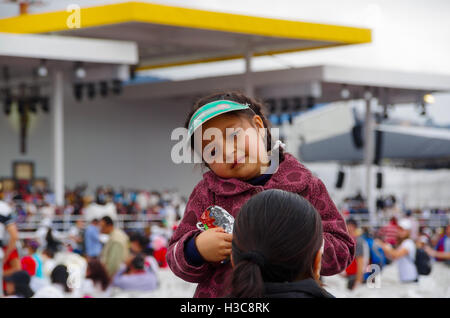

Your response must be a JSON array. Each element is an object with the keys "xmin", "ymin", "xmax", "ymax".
[
  {"xmin": 167, "ymin": 91, "xmax": 355, "ymax": 298},
  {"xmin": 230, "ymin": 189, "xmax": 334, "ymax": 298}
]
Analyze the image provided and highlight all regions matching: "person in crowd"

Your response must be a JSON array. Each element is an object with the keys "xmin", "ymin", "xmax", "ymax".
[
  {"xmin": 22, "ymin": 240, "xmax": 43, "ymax": 279},
  {"xmin": 128, "ymin": 233, "xmax": 159, "ymax": 274},
  {"xmin": 33, "ymin": 264, "xmax": 72, "ymax": 298},
  {"xmin": 377, "ymin": 217, "xmax": 401, "ymax": 246},
  {"xmin": 20, "ymin": 240, "xmax": 47, "ymax": 292},
  {"xmin": 45, "ymin": 227, "xmax": 62, "ymax": 254},
  {"xmin": 167, "ymin": 91, "xmax": 354, "ymax": 298},
  {"xmin": 84, "ymin": 218, "xmax": 102, "ymax": 259},
  {"xmin": 82, "ymin": 258, "xmax": 111, "ymax": 297},
  {"xmin": 229, "ymin": 189, "xmax": 333, "ymax": 298},
  {"xmin": 4, "ymin": 270, "xmax": 34, "ymax": 298},
  {"xmin": 41, "ymin": 248, "xmax": 57, "ymax": 278},
  {"xmin": 99, "ymin": 216, "xmax": 129, "ymax": 278},
  {"xmin": 344, "ymin": 219, "xmax": 369, "ymax": 290},
  {"xmin": 68, "ymin": 219, "xmax": 85, "ymax": 255},
  {"xmin": 376, "ymin": 218, "xmax": 419, "ymax": 283},
  {"xmin": 111, "ymin": 254, "xmax": 158, "ymax": 292},
  {"xmin": 404, "ymin": 210, "xmax": 419, "ymax": 241},
  {"xmin": 432, "ymin": 225, "xmax": 450, "ymax": 265},
  {"xmin": 1, "ymin": 200, "xmax": 19, "ymax": 295}
]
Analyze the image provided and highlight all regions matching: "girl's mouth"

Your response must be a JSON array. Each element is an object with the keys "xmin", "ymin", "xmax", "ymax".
[{"xmin": 231, "ymin": 155, "xmax": 246, "ymax": 169}]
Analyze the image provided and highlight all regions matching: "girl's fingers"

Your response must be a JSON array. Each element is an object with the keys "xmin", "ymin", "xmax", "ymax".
[
  {"xmin": 221, "ymin": 248, "xmax": 232, "ymax": 256},
  {"xmin": 221, "ymin": 233, "xmax": 233, "ymax": 242}
]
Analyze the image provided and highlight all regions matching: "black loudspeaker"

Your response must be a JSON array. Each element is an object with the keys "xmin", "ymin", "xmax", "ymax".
[
  {"xmin": 373, "ymin": 130, "xmax": 384, "ymax": 165},
  {"xmin": 336, "ymin": 170, "xmax": 345, "ymax": 189},
  {"xmin": 376, "ymin": 172, "xmax": 383, "ymax": 189},
  {"xmin": 351, "ymin": 123, "xmax": 364, "ymax": 149}
]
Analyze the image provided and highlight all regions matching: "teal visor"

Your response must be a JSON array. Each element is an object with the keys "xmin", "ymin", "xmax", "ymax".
[{"xmin": 187, "ymin": 100, "xmax": 251, "ymax": 138}]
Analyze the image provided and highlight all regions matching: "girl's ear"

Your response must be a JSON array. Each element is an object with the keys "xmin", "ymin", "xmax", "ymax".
[
  {"xmin": 252, "ymin": 115, "xmax": 266, "ymax": 138},
  {"xmin": 313, "ymin": 249, "xmax": 322, "ymax": 280}
]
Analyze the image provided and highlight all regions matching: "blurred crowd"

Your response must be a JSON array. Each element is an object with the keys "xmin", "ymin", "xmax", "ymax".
[
  {"xmin": 0, "ymin": 185, "xmax": 188, "ymax": 298},
  {"xmin": 1, "ymin": 185, "xmax": 449, "ymax": 298},
  {"xmin": 342, "ymin": 213, "xmax": 450, "ymax": 291}
]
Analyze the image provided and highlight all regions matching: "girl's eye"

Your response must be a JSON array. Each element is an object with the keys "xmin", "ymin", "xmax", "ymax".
[{"xmin": 228, "ymin": 129, "xmax": 241, "ymax": 139}]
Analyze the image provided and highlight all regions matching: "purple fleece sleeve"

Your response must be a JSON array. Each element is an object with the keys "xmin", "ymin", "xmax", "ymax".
[
  {"xmin": 166, "ymin": 183, "xmax": 215, "ymax": 283},
  {"xmin": 308, "ymin": 177, "xmax": 356, "ymax": 275}
]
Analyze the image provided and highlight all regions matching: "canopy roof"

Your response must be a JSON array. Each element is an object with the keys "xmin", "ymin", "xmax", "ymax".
[
  {"xmin": 299, "ymin": 124, "xmax": 450, "ymax": 165},
  {"xmin": 0, "ymin": 2, "xmax": 371, "ymax": 70}
]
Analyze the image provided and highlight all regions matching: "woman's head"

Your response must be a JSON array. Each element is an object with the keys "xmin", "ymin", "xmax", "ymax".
[
  {"xmin": 185, "ymin": 91, "xmax": 282, "ymax": 180},
  {"xmin": 86, "ymin": 258, "xmax": 110, "ymax": 291},
  {"xmin": 231, "ymin": 189, "xmax": 323, "ymax": 298}
]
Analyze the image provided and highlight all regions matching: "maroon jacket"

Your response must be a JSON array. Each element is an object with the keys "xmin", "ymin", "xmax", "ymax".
[{"xmin": 167, "ymin": 153, "xmax": 355, "ymax": 298}]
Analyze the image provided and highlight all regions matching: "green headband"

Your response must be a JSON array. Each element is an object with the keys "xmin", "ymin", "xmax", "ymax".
[{"xmin": 187, "ymin": 100, "xmax": 251, "ymax": 137}]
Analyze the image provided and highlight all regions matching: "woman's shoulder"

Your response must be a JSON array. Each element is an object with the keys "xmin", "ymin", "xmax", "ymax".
[{"xmin": 264, "ymin": 279, "xmax": 335, "ymax": 298}]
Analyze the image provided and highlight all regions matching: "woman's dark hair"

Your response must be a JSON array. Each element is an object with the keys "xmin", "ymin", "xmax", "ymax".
[
  {"xmin": 230, "ymin": 189, "xmax": 323, "ymax": 298},
  {"xmin": 86, "ymin": 258, "xmax": 110, "ymax": 291},
  {"xmin": 184, "ymin": 91, "xmax": 285, "ymax": 162},
  {"xmin": 51, "ymin": 264, "xmax": 71, "ymax": 293}
]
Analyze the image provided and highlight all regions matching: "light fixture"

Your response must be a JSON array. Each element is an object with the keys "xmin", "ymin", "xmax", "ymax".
[
  {"xmin": 41, "ymin": 97, "xmax": 49, "ymax": 113},
  {"xmin": 363, "ymin": 87, "xmax": 373, "ymax": 101},
  {"xmin": 112, "ymin": 79, "xmax": 122, "ymax": 95},
  {"xmin": 73, "ymin": 83, "xmax": 83, "ymax": 101},
  {"xmin": 99, "ymin": 81, "xmax": 108, "ymax": 97},
  {"xmin": 281, "ymin": 98, "xmax": 290, "ymax": 113},
  {"xmin": 293, "ymin": 97, "xmax": 302, "ymax": 111},
  {"xmin": 306, "ymin": 96, "xmax": 315, "ymax": 109},
  {"xmin": 74, "ymin": 62, "xmax": 86, "ymax": 79},
  {"xmin": 340, "ymin": 84, "xmax": 350, "ymax": 99},
  {"xmin": 266, "ymin": 98, "xmax": 277, "ymax": 114},
  {"xmin": 423, "ymin": 93, "xmax": 435, "ymax": 104},
  {"xmin": 87, "ymin": 82, "xmax": 96, "ymax": 99},
  {"xmin": 37, "ymin": 59, "xmax": 48, "ymax": 77}
]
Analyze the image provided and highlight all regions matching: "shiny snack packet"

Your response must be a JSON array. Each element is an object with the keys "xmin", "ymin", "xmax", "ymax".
[{"xmin": 196, "ymin": 205, "xmax": 234, "ymax": 234}]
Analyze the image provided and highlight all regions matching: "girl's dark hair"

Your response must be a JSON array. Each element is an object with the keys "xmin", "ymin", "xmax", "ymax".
[
  {"xmin": 86, "ymin": 258, "xmax": 111, "ymax": 291},
  {"xmin": 51, "ymin": 264, "xmax": 71, "ymax": 293},
  {"xmin": 230, "ymin": 189, "xmax": 323, "ymax": 298},
  {"xmin": 184, "ymin": 91, "xmax": 285, "ymax": 161}
]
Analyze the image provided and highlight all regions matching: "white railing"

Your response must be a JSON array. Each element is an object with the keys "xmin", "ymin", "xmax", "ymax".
[
  {"xmin": 16, "ymin": 214, "xmax": 166, "ymax": 236},
  {"xmin": 343, "ymin": 213, "xmax": 449, "ymax": 228}
]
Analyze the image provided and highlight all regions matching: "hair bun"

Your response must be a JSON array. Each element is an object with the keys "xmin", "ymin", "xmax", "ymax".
[{"xmin": 241, "ymin": 250, "xmax": 266, "ymax": 268}]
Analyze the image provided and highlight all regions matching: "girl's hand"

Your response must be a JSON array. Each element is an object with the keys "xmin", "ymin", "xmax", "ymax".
[{"xmin": 195, "ymin": 227, "xmax": 232, "ymax": 263}]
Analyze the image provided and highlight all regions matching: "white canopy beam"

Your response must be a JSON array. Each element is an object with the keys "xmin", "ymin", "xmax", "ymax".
[{"xmin": 0, "ymin": 32, "xmax": 138, "ymax": 65}]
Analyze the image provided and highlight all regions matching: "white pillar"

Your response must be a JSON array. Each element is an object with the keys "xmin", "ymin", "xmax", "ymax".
[
  {"xmin": 364, "ymin": 97, "xmax": 377, "ymax": 226},
  {"xmin": 244, "ymin": 44, "xmax": 254, "ymax": 98},
  {"xmin": 52, "ymin": 70, "xmax": 64, "ymax": 206}
]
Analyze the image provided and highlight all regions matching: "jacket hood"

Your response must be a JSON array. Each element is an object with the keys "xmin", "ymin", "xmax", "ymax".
[{"xmin": 202, "ymin": 153, "xmax": 313, "ymax": 197}]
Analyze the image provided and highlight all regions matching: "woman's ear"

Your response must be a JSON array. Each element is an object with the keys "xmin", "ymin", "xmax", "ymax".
[
  {"xmin": 313, "ymin": 249, "xmax": 322, "ymax": 280},
  {"xmin": 231, "ymin": 253, "xmax": 235, "ymax": 268}
]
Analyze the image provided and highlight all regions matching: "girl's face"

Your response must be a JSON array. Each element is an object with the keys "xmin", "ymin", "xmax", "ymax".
[{"xmin": 196, "ymin": 113, "xmax": 270, "ymax": 180}]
